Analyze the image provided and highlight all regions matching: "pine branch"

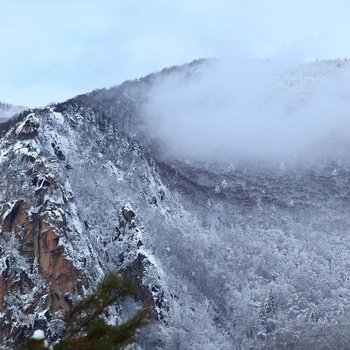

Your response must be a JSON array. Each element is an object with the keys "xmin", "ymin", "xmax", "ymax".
[{"xmin": 22, "ymin": 273, "xmax": 149, "ymax": 350}]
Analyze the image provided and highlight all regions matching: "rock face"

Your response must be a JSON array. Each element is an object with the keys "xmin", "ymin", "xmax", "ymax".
[
  {"xmin": 0, "ymin": 103, "xmax": 170, "ymax": 348},
  {"xmin": 0, "ymin": 113, "xmax": 86, "ymax": 345},
  {"xmin": 2, "ymin": 60, "xmax": 350, "ymax": 349}
]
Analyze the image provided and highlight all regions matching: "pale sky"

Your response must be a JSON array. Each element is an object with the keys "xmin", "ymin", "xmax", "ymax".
[{"xmin": 1, "ymin": 0, "xmax": 349, "ymax": 107}]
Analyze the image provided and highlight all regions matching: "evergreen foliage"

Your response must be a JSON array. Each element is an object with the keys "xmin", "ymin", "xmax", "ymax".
[
  {"xmin": 259, "ymin": 289, "xmax": 275, "ymax": 334},
  {"xmin": 22, "ymin": 273, "xmax": 148, "ymax": 350}
]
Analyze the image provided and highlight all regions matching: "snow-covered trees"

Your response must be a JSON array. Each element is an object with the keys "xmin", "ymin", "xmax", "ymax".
[{"xmin": 259, "ymin": 289, "xmax": 275, "ymax": 334}]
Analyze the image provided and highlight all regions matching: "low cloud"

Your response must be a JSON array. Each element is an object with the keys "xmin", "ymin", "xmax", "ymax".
[{"xmin": 144, "ymin": 58, "xmax": 350, "ymax": 164}]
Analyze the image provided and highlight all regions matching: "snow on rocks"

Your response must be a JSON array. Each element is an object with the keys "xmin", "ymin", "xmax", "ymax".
[
  {"xmin": 31, "ymin": 329, "xmax": 45, "ymax": 340},
  {"xmin": 15, "ymin": 113, "xmax": 40, "ymax": 140}
]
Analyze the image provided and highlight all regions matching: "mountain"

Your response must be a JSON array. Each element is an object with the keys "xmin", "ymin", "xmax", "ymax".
[{"xmin": 1, "ymin": 59, "xmax": 350, "ymax": 349}]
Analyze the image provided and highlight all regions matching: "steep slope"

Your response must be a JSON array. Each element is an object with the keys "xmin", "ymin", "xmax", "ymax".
[
  {"xmin": 0, "ymin": 111, "xmax": 93, "ymax": 346},
  {"xmin": 2, "ymin": 60, "xmax": 350, "ymax": 349},
  {"xmin": 0, "ymin": 98, "xmax": 229, "ymax": 349}
]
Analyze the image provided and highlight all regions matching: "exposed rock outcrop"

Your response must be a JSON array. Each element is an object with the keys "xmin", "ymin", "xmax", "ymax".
[{"xmin": 0, "ymin": 113, "xmax": 88, "ymax": 347}]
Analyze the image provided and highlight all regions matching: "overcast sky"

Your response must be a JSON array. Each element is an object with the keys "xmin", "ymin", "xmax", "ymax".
[{"xmin": 1, "ymin": 0, "xmax": 349, "ymax": 107}]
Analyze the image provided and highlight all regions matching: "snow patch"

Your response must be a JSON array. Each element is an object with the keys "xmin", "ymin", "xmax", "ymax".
[{"xmin": 31, "ymin": 329, "xmax": 45, "ymax": 340}]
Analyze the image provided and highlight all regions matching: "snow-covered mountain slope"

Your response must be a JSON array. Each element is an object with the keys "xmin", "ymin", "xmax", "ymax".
[{"xmin": 2, "ymin": 59, "xmax": 350, "ymax": 349}]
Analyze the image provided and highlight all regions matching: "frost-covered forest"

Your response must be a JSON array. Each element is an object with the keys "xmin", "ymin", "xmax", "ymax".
[{"xmin": 2, "ymin": 59, "xmax": 350, "ymax": 349}]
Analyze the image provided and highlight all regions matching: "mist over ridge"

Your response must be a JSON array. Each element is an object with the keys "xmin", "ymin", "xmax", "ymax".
[{"xmin": 143, "ymin": 58, "xmax": 350, "ymax": 165}]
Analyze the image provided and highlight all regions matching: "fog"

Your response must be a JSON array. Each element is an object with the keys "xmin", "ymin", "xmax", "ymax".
[{"xmin": 144, "ymin": 59, "xmax": 350, "ymax": 164}]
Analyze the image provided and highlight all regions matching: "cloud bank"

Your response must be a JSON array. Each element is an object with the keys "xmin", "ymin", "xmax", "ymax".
[{"xmin": 144, "ymin": 59, "xmax": 350, "ymax": 164}]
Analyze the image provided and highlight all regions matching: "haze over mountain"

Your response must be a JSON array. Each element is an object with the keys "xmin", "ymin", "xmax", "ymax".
[
  {"xmin": 0, "ymin": 102, "xmax": 25, "ymax": 122},
  {"xmin": 145, "ymin": 58, "xmax": 350, "ymax": 164}
]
